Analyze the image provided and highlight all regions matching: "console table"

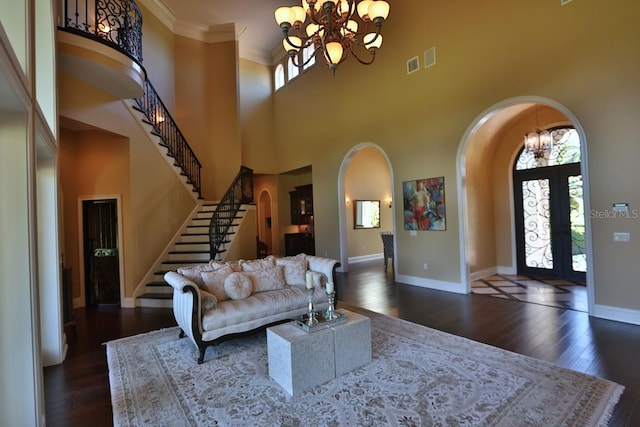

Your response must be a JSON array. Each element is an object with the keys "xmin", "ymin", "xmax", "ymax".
[{"xmin": 266, "ymin": 309, "xmax": 371, "ymax": 396}]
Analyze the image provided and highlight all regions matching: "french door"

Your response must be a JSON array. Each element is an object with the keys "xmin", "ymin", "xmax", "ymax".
[{"xmin": 513, "ymin": 163, "xmax": 586, "ymax": 280}]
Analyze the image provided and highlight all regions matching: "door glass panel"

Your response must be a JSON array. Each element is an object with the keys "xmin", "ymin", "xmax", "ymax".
[
  {"xmin": 569, "ymin": 175, "xmax": 586, "ymax": 273},
  {"xmin": 522, "ymin": 179, "xmax": 553, "ymax": 269}
]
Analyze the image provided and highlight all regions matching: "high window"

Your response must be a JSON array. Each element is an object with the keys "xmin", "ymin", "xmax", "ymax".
[{"xmin": 274, "ymin": 63, "xmax": 285, "ymax": 91}]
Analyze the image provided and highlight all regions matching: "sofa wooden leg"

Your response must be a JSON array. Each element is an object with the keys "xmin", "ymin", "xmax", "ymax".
[
  {"xmin": 179, "ymin": 329, "xmax": 185, "ymax": 339},
  {"xmin": 197, "ymin": 347, "xmax": 206, "ymax": 364}
]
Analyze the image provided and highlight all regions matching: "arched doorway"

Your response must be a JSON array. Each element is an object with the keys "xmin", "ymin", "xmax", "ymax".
[
  {"xmin": 457, "ymin": 97, "xmax": 594, "ymax": 314},
  {"xmin": 257, "ymin": 190, "xmax": 273, "ymax": 256},
  {"xmin": 337, "ymin": 143, "xmax": 394, "ymax": 273}
]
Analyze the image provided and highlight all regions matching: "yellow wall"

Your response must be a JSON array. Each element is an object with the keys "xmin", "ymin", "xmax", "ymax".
[
  {"xmin": 272, "ymin": 0, "xmax": 640, "ymax": 309},
  {"xmin": 345, "ymin": 147, "xmax": 392, "ymax": 259}
]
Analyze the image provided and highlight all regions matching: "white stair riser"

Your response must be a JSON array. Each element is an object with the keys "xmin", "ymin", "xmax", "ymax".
[
  {"xmin": 179, "ymin": 234, "xmax": 209, "ymax": 243},
  {"xmin": 175, "ymin": 243, "xmax": 209, "ymax": 252},
  {"xmin": 162, "ymin": 261, "xmax": 208, "ymax": 270},
  {"xmin": 168, "ymin": 252, "xmax": 210, "ymax": 262}
]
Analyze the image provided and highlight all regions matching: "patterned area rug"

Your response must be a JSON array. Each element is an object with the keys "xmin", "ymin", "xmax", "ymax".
[{"xmin": 107, "ymin": 311, "xmax": 623, "ymax": 426}]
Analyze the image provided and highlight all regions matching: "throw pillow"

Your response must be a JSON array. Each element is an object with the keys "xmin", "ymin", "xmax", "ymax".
[
  {"xmin": 199, "ymin": 289, "xmax": 218, "ymax": 311},
  {"xmin": 200, "ymin": 265, "xmax": 233, "ymax": 301},
  {"xmin": 243, "ymin": 265, "xmax": 287, "ymax": 293},
  {"xmin": 276, "ymin": 254, "xmax": 307, "ymax": 286},
  {"xmin": 240, "ymin": 256, "xmax": 276, "ymax": 272},
  {"xmin": 223, "ymin": 272, "xmax": 253, "ymax": 300},
  {"xmin": 208, "ymin": 260, "xmax": 230, "ymax": 271},
  {"xmin": 177, "ymin": 264, "xmax": 214, "ymax": 289}
]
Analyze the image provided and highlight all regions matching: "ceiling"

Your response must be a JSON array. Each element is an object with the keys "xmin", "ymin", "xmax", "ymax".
[{"xmin": 147, "ymin": 0, "xmax": 286, "ymax": 64}]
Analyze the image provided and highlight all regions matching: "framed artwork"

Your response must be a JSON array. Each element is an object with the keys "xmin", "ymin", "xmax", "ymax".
[{"xmin": 402, "ymin": 176, "xmax": 446, "ymax": 230}]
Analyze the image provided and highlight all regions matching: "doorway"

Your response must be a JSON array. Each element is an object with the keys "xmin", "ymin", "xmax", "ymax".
[
  {"xmin": 82, "ymin": 199, "xmax": 121, "ymax": 306},
  {"xmin": 513, "ymin": 127, "xmax": 586, "ymax": 281}
]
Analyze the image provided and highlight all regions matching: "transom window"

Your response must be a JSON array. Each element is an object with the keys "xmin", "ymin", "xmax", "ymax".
[
  {"xmin": 516, "ymin": 127, "xmax": 581, "ymax": 170},
  {"xmin": 274, "ymin": 63, "xmax": 285, "ymax": 91}
]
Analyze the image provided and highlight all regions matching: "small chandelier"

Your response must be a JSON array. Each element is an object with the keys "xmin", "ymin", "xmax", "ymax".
[
  {"xmin": 524, "ymin": 105, "xmax": 552, "ymax": 159},
  {"xmin": 275, "ymin": 0, "xmax": 390, "ymax": 75}
]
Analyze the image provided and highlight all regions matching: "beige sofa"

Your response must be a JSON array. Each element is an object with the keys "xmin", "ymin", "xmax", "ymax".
[{"xmin": 164, "ymin": 254, "xmax": 340, "ymax": 363}]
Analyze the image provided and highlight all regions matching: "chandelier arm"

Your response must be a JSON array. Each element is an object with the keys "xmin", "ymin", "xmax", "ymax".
[
  {"xmin": 289, "ymin": 46, "xmax": 321, "ymax": 69},
  {"xmin": 282, "ymin": 28, "xmax": 310, "ymax": 50},
  {"xmin": 348, "ymin": 44, "xmax": 376, "ymax": 65}
]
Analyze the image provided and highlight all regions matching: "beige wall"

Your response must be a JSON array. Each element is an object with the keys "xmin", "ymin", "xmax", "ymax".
[
  {"xmin": 239, "ymin": 59, "xmax": 278, "ymax": 173},
  {"xmin": 272, "ymin": 0, "xmax": 640, "ymax": 310},
  {"xmin": 139, "ymin": 3, "xmax": 175, "ymax": 110},
  {"xmin": 345, "ymin": 147, "xmax": 392, "ymax": 259},
  {"xmin": 174, "ymin": 37, "xmax": 241, "ymax": 200}
]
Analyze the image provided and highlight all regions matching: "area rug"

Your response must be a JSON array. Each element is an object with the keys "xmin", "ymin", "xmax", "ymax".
[{"xmin": 107, "ymin": 311, "xmax": 623, "ymax": 426}]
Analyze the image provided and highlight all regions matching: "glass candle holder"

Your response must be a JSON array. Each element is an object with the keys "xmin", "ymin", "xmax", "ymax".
[{"xmin": 306, "ymin": 287, "xmax": 318, "ymax": 325}]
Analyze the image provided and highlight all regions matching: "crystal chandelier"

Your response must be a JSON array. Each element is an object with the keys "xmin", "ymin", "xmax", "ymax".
[
  {"xmin": 524, "ymin": 105, "xmax": 552, "ymax": 159},
  {"xmin": 274, "ymin": 0, "xmax": 390, "ymax": 74}
]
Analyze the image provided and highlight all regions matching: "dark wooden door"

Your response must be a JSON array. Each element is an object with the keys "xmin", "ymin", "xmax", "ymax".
[{"xmin": 83, "ymin": 199, "xmax": 121, "ymax": 305}]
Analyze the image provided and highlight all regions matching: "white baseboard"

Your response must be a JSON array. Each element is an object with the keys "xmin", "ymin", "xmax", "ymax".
[
  {"xmin": 593, "ymin": 304, "xmax": 640, "ymax": 326},
  {"xmin": 348, "ymin": 253, "xmax": 383, "ymax": 264},
  {"xmin": 469, "ymin": 267, "xmax": 497, "ymax": 281},
  {"xmin": 497, "ymin": 265, "xmax": 517, "ymax": 275},
  {"xmin": 122, "ymin": 297, "xmax": 136, "ymax": 308},
  {"xmin": 396, "ymin": 274, "xmax": 468, "ymax": 294}
]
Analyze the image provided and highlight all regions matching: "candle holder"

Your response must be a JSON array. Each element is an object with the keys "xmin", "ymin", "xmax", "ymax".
[
  {"xmin": 305, "ymin": 287, "xmax": 318, "ymax": 326},
  {"xmin": 325, "ymin": 291, "xmax": 338, "ymax": 320}
]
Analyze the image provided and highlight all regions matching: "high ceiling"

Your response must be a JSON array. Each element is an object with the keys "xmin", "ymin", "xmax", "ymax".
[{"xmin": 148, "ymin": 0, "xmax": 287, "ymax": 64}]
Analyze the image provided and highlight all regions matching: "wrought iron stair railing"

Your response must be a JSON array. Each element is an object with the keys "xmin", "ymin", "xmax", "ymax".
[
  {"xmin": 209, "ymin": 166, "xmax": 254, "ymax": 259},
  {"xmin": 133, "ymin": 80, "xmax": 202, "ymax": 197},
  {"xmin": 59, "ymin": 0, "xmax": 203, "ymax": 197}
]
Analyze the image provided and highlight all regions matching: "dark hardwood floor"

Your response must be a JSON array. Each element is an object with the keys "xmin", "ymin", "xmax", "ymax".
[{"xmin": 44, "ymin": 260, "xmax": 640, "ymax": 426}]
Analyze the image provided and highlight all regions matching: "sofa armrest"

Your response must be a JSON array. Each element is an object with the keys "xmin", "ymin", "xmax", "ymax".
[
  {"xmin": 164, "ymin": 271, "xmax": 203, "ymax": 344},
  {"xmin": 307, "ymin": 255, "xmax": 341, "ymax": 286}
]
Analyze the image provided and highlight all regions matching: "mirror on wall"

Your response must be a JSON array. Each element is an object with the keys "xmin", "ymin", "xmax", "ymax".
[{"xmin": 354, "ymin": 200, "xmax": 381, "ymax": 229}]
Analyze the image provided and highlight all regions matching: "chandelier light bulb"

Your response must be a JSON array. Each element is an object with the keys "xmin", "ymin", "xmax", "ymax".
[
  {"xmin": 283, "ymin": 36, "xmax": 302, "ymax": 52},
  {"xmin": 357, "ymin": 0, "xmax": 373, "ymax": 19},
  {"xmin": 364, "ymin": 33, "xmax": 382, "ymax": 49},
  {"xmin": 368, "ymin": 1, "xmax": 390, "ymax": 21},
  {"xmin": 275, "ymin": 7, "xmax": 294, "ymax": 26},
  {"xmin": 325, "ymin": 41, "xmax": 344, "ymax": 64}
]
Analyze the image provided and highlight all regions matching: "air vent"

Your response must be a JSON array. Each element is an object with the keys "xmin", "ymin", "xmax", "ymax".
[
  {"xmin": 407, "ymin": 56, "xmax": 419, "ymax": 75},
  {"xmin": 561, "ymin": 0, "xmax": 573, "ymax": 4},
  {"xmin": 424, "ymin": 47, "xmax": 436, "ymax": 69}
]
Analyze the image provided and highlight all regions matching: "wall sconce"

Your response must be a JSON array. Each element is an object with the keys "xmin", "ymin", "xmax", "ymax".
[
  {"xmin": 345, "ymin": 197, "xmax": 350, "ymax": 205},
  {"xmin": 387, "ymin": 198, "xmax": 392, "ymax": 208}
]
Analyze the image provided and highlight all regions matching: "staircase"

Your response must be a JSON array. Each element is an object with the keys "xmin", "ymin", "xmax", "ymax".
[{"xmin": 136, "ymin": 202, "xmax": 249, "ymax": 307}]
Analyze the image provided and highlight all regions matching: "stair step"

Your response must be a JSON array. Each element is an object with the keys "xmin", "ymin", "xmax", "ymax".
[
  {"xmin": 162, "ymin": 259, "xmax": 211, "ymax": 265},
  {"xmin": 147, "ymin": 281, "xmax": 169, "ymax": 287},
  {"xmin": 138, "ymin": 292, "xmax": 172, "ymax": 299}
]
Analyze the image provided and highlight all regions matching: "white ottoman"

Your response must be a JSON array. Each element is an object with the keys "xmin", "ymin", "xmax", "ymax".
[
  {"xmin": 267, "ymin": 323, "xmax": 335, "ymax": 396},
  {"xmin": 267, "ymin": 309, "xmax": 372, "ymax": 396}
]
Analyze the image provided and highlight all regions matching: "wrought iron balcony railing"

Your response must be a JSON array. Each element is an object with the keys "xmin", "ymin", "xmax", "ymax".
[{"xmin": 59, "ymin": 0, "xmax": 143, "ymax": 64}]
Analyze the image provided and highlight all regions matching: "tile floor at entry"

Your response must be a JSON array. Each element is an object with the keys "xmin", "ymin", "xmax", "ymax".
[{"xmin": 471, "ymin": 274, "xmax": 587, "ymax": 312}]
